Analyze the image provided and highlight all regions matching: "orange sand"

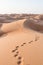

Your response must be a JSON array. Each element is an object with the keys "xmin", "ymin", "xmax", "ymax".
[{"xmin": 0, "ymin": 19, "xmax": 43, "ymax": 65}]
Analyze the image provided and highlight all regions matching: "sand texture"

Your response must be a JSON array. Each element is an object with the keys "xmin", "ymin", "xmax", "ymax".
[{"xmin": 0, "ymin": 14, "xmax": 43, "ymax": 65}]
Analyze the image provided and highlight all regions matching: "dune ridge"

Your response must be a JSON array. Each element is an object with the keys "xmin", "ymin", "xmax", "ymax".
[
  {"xmin": 0, "ymin": 19, "xmax": 26, "ymax": 37},
  {"xmin": 0, "ymin": 18, "xmax": 43, "ymax": 37},
  {"xmin": 1, "ymin": 19, "xmax": 26, "ymax": 33},
  {"xmin": 24, "ymin": 19, "xmax": 43, "ymax": 33}
]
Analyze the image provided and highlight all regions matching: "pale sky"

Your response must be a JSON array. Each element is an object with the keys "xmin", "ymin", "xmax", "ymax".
[{"xmin": 0, "ymin": 0, "xmax": 43, "ymax": 14}]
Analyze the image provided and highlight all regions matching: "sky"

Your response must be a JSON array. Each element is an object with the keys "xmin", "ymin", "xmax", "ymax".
[{"xmin": 0, "ymin": 0, "xmax": 43, "ymax": 14}]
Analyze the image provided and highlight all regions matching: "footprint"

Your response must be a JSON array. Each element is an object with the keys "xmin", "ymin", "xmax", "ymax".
[
  {"xmin": 29, "ymin": 40, "xmax": 33, "ymax": 43},
  {"xmin": 16, "ymin": 46, "xmax": 19, "ymax": 49},
  {"xmin": 16, "ymin": 51, "xmax": 19, "ymax": 54},
  {"xmin": 12, "ymin": 48, "xmax": 18, "ymax": 53},
  {"xmin": 12, "ymin": 49, "xmax": 16, "ymax": 52},
  {"xmin": 35, "ymin": 35, "xmax": 39, "ymax": 41},
  {"xmin": 23, "ymin": 43, "xmax": 26, "ymax": 44},
  {"xmin": 14, "ymin": 54, "xmax": 18, "ymax": 57},
  {"xmin": 35, "ymin": 37, "xmax": 39, "ymax": 41},
  {"xmin": 18, "ymin": 56, "xmax": 22, "ymax": 60},
  {"xmin": 35, "ymin": 38, "xmax": 37, "ymax": 41},
  {"xmin": 21, "ymin": 43, "xmax": 26, "ymax": 47},
  {"xmin": 21, "ymin": 44, "xmax": 24, "ymax": 46},
  {"xmin": 17, "ymin": 60, "xmax": 21, "ymax": 65}
]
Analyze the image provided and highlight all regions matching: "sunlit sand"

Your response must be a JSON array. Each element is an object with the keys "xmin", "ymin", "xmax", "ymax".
[{"xmin": 0, "ymin": 14, "xmax": 43, "ymax": 65}]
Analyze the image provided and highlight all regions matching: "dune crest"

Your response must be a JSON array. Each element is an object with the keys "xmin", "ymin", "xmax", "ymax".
[{"xmin": 1, "ymin": 19, "xmax": 26, "ymax": 33}]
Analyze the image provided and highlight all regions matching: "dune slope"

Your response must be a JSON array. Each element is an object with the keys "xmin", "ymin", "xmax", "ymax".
[{"xmin": 0, "ymin": 19, "xmax": 43, "ymax": 65}]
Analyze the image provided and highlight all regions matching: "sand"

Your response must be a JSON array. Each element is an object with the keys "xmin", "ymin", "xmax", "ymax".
[{"xmin": 0, "ymin": 19, "xmax": 43, "ymax": 65}]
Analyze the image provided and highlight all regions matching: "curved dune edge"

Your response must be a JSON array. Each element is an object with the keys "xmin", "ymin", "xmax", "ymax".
[
  {"xmin": 1, "ymin": 19, "xmax": 26, "ymax": 33},
  {"xmin": 23, "ymin": 19, "xmax": 43, "ymax": 33},
  {"xmin": 0, "ymin": 19, "xmax": 26, "ymax": 37}
]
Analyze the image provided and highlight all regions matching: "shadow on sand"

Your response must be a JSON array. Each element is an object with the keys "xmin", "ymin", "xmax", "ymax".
[{"xmin": 23, "ymin": 19, "xmax": 43, "ymax": 33}]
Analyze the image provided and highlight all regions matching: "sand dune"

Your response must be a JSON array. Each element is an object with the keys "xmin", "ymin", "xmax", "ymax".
[
  {"xmin": 0, "ymin": 18, "xmax": 43, "ymax": 65},
  {"xmin": 24, "ymin": 19, "xmax": 43, "ymax": 33},
  {"xmin": 0, "ymin": 19, "xmax": 26, "ymax": 36},
  {"xmin": 1, "ymin": 19, "xmax": 26, "ymax": 33}
]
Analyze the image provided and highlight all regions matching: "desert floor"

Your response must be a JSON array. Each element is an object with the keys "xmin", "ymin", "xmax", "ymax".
[{"xmin": 0, "ymin": 19, "xmax": 43, "ymax": 65}]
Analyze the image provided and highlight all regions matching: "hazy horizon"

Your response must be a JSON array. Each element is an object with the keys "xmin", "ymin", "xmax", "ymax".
[{"xmin": 0, "ymin": 0, "xmax": 43, "ymax": 14}]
